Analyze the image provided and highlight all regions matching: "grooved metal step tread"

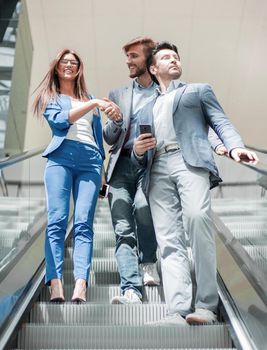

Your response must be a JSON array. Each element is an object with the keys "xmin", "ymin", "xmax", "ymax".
[
  {"xmin": 68, "ymin": 234, "xmax": 114, "ymax": 242},
  {"xmin": 214, "ymin": 207, "xmax": 267, "ymax": 213},
  {"xmin": 63, "ymin": 257, "xmax": 162, "ymax": 272},
  {"xmin": 0, "ymin": 222, "xmax": 29, "ymax": 229},
  {"xmin": 244, "ymin": 245, "xmax": 267, "ymax": 257},
  {"xmin": 226, "ymin": 223, "xmax": 267, "ymax": 231},
  {"xmin": 39, "ymin": 285, "xmax": 165, "ymax": 303},
  {"xmin": 0, "ymin": 207, "xmax": 45, "ymax": 215},
  {"xmin": 30, "ymin": 303, "xmax": 168, "ymax": 325},
  {"xmin": 228, "ymin": 232, "xmax": 267, "ymax": 245},
  {"xmin": 0, "ymin": 197, "xmax": 45, "ymax": 203},
  {"xmin": 232, "ymin": 236, "xmax": 267, "ymax": 245},
  {"xmin": 0, "ymin": 237, "xmax": 16, "ymax": 247},
  {"xmin": 66, "ymin": 247, "xmax": 162, "ymax": 260},
  {"xmin": 226, "ymin": 227, "xmax": 267, "ymax": 236},
  {"xmin": 93, "ymin": 225, "xmax": 114, "ymax": 232},
  {"xmin": 0, "ymin": 247, "xmax": 11, "ymax": 260},
  {"xmin": 220, "ymin": 215, "xmax": 267, "ymax": 224},
  {"xmin": 63, "ymin": 257, "xmax": 119, "ymax": 272},
  {"xmin": 214, "ymin": 209, "xmax": 267, "ymax": 216},
  {"xmin": 243, "ymin": 245, "xmax": 267, "ymax": 271},
  {"xmin": 221, "ymin": 224, "xmax": 267, "ymax": 243},
  {"xmin": 212, "ymin": 198, "xmax": 267, "ymax": 207},
  {"xmin": 0, "ymin": 215, "xmax": 34, "ymax": 222},
  {"xmin": 17, "ymin": 324, "xmax": 232, "ymax": 349},
  {"xmin": 92, "ymin": 247, "xmax": 117, "ymax": 258},
  {"xmin": 13, "ymin": 348, "xmax": 237, "ymax": 350},
  {"xmin": 94, "ymin": 219, "xmax": 114, "ymax": 225},
  {"xmin": 62, "ymin": 269, "xmax": 120, "ymax": 285},
  {"xmin": 67, "ymin": 231, "xmax": 115, "ymax": 240},
  {"xmin": 66, "ymin": 239, "xmax": 115, "ymax": 252}
]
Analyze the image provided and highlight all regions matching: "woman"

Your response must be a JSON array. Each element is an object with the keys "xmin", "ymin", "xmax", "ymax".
[{"xmin": 33, "ymin": 49, "xmax": 120, "ymax": 303}]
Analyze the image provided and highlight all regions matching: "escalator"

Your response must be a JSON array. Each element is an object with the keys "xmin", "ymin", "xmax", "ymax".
[
  {"xmin": 16, "ymin": 199, "xmax": 233, "ymax": 349},
  {"xmin": 0, "ymin": 147, "xmax": 267, "ymax": 349}
]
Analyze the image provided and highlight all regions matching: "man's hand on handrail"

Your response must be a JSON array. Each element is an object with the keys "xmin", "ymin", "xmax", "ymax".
[{"xmin": 230, "ymin": 147, "xmax": 259, "ymax": 164}]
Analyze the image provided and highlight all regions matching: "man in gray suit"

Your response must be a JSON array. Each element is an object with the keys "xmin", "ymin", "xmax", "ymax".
[
  {"xmin": 103, "ymin": 37, "xmax": 160, "ymax": 304},
  {"xmin": 133, "ymin": 41, "xmax": 258, "ymax": 324}
]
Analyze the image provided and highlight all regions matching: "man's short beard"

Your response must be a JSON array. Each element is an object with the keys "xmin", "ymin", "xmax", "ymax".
[
  {"xmin": 129, "ymin": 65, "xmax": 147, "ymax": 78},
  {"xmin": 172, "ymin": 69, "xmax": 182, "ymax": 80}
]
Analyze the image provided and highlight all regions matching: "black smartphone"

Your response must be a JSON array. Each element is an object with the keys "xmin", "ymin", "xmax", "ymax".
[
  {"xmin": 139, "ymin": 124, "xmax": 152, "ymax": 135},
  {"xmin": 99, "ymin": 184, "xmax": 110, "ymax": 198}
]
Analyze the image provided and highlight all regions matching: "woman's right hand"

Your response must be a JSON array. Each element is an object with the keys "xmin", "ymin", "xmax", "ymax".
[
  {"xmin": 97, "ymin": 98, "xmax": 122, "ymax": 122},
  {"xmin": 68, "ymin": 96, "xmax": 121, "ymax": 124}
]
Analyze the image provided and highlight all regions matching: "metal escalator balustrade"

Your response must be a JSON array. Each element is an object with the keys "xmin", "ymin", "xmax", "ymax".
[
  {"xmin": 211, "ymin": 148, "xmax": 267, "ymax": 350},
  {"xmin": 213, "ymin": 198, "xmax": 267, "ymax": 276},
  {"xmin": 0, "ymin": 147, "xmax": 47, "ymax": 276},
  {"xmin": 0, "ymin": 147, "xmax": 50, "ymax": 350}
]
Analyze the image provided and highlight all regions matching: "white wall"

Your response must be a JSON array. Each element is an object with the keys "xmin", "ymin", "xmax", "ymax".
[{"xmin": 6, "ymin": 0, "xmax": 267, "ymax": 155}]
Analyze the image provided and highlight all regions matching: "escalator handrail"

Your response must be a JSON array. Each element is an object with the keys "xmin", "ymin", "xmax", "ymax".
[
  {"xmin": 240, "ymin": 159, "xmax": 267, "ymax": 177},
  {"xmin": 0, "ymin": 146, "xmax": 46, "ymax": 169},
  {"xmin": 1, "ymin": 145, "xmax": 266, "ymax": 175},
  {"xmin": 216, "ymin": 146, "xmax": 267, "ymax": 177},
  {"xmin": 245, "ymin": 144, "xmax": 267, "ymax": 155}
]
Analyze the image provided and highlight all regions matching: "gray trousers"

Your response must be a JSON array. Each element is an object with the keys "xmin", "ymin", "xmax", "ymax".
[{"xmin": 149, "ymin": 150, "xmax": 218, "ymax": 316}]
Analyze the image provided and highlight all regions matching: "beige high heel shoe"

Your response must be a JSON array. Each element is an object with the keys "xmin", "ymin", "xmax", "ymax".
[
  {"xmin": 49, "ymin": 278, "xmax": 65, "ymax": 303},
  {"xmin": 71, "ymin": 278, "xmax": 87, "ymax": 304}
]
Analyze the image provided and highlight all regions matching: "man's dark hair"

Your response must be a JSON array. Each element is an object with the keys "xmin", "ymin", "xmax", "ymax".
[{"xmin": 146, "ymin": 41, "xmax": 180, "ymax": 84}]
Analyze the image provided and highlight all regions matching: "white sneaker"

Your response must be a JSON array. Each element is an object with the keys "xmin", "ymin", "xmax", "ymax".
[
  {"xmin": 141, "ymin": 263, "xmax": 160, "ymax": 286},
  {"xmin": 111, "ymin": 289, "xmax": 142, "ymax": 304},
  {"xmin": 186, "ymin": 308, "xmax": 217, "ymax": 325},
  {"xmin": 146, "ymin": 313, "xmax": 188, "ymax": 326}
]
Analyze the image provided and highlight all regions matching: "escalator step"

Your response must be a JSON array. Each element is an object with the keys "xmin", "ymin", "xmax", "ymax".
[
  {"xmin": 63, "ymin": 257, "xmax": 119, "ymax": 272},
  {"xmin": 92, "ymin": 247, "xmax": 118, "ymax": 258},
  {"xmin": 244, "ymin": 245, "xmax": 267, "ymax": 258},
  {"xmin": 13, "ymin": 348, "xmax": 237, "ymax": 350},
  {"xmin": 62, "ymin": 257, "xmax": 163, "ymax": 275},
  {"xmin": 39, "ymin": 285, "xmax": 165, "ymax": 304},
  {"xmin": 243, "ymin": 245, "xmax": 267, "ymax": 272},
  {"xmin": 94, "ymin": 222, "xmax": 114, "ymax": 232},
  {"xmin": 0, "ymin": 222, "xmax": 29, "ymax": 230},
  {"xmin": 219, "ymin": 215, "xmax": 267, "ymax": 224},
  {"xmin": 54, "ymin": 246, "xmax": 116, "ymax": 259},
  {"xmin": 17, "ymin": 324, "xmax": 232, "ymax": 349},
  {"xmin": 62, "ymin": 269, "xmax": 120, "ymax": 285},
  {"xmin": 212, "ymin": 198, "xmax": 267, "ymax": 208},
  {"xmin": 220, "ymin": 223, "xmax": 267, "ymax": 244},
  {"xmin": 30, "ymin": 303, "xmax": 168, "ymax": 325}
]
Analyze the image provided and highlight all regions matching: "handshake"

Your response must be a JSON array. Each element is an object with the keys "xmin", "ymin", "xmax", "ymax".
[{"xmin": 99, "ymin": 98, "xmax": 123, "ymax": 122}]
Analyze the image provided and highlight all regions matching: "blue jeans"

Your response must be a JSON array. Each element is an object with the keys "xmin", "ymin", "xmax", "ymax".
[
  {"xmin": 108, "ymin": 155, "xmax": 157, "ymax": 296},
  {"xmin": 44, "ymin": 139, "xmax": 102, "ymax": 285}
]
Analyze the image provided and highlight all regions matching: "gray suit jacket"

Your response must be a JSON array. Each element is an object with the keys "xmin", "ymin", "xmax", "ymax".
[
  {"xmin": 103, "ymin": 81, "xmax": 135, "ymax": 182},
  {"xmin": 133, "ymin": 81, "xmax": 244, "ymax": 195}
]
